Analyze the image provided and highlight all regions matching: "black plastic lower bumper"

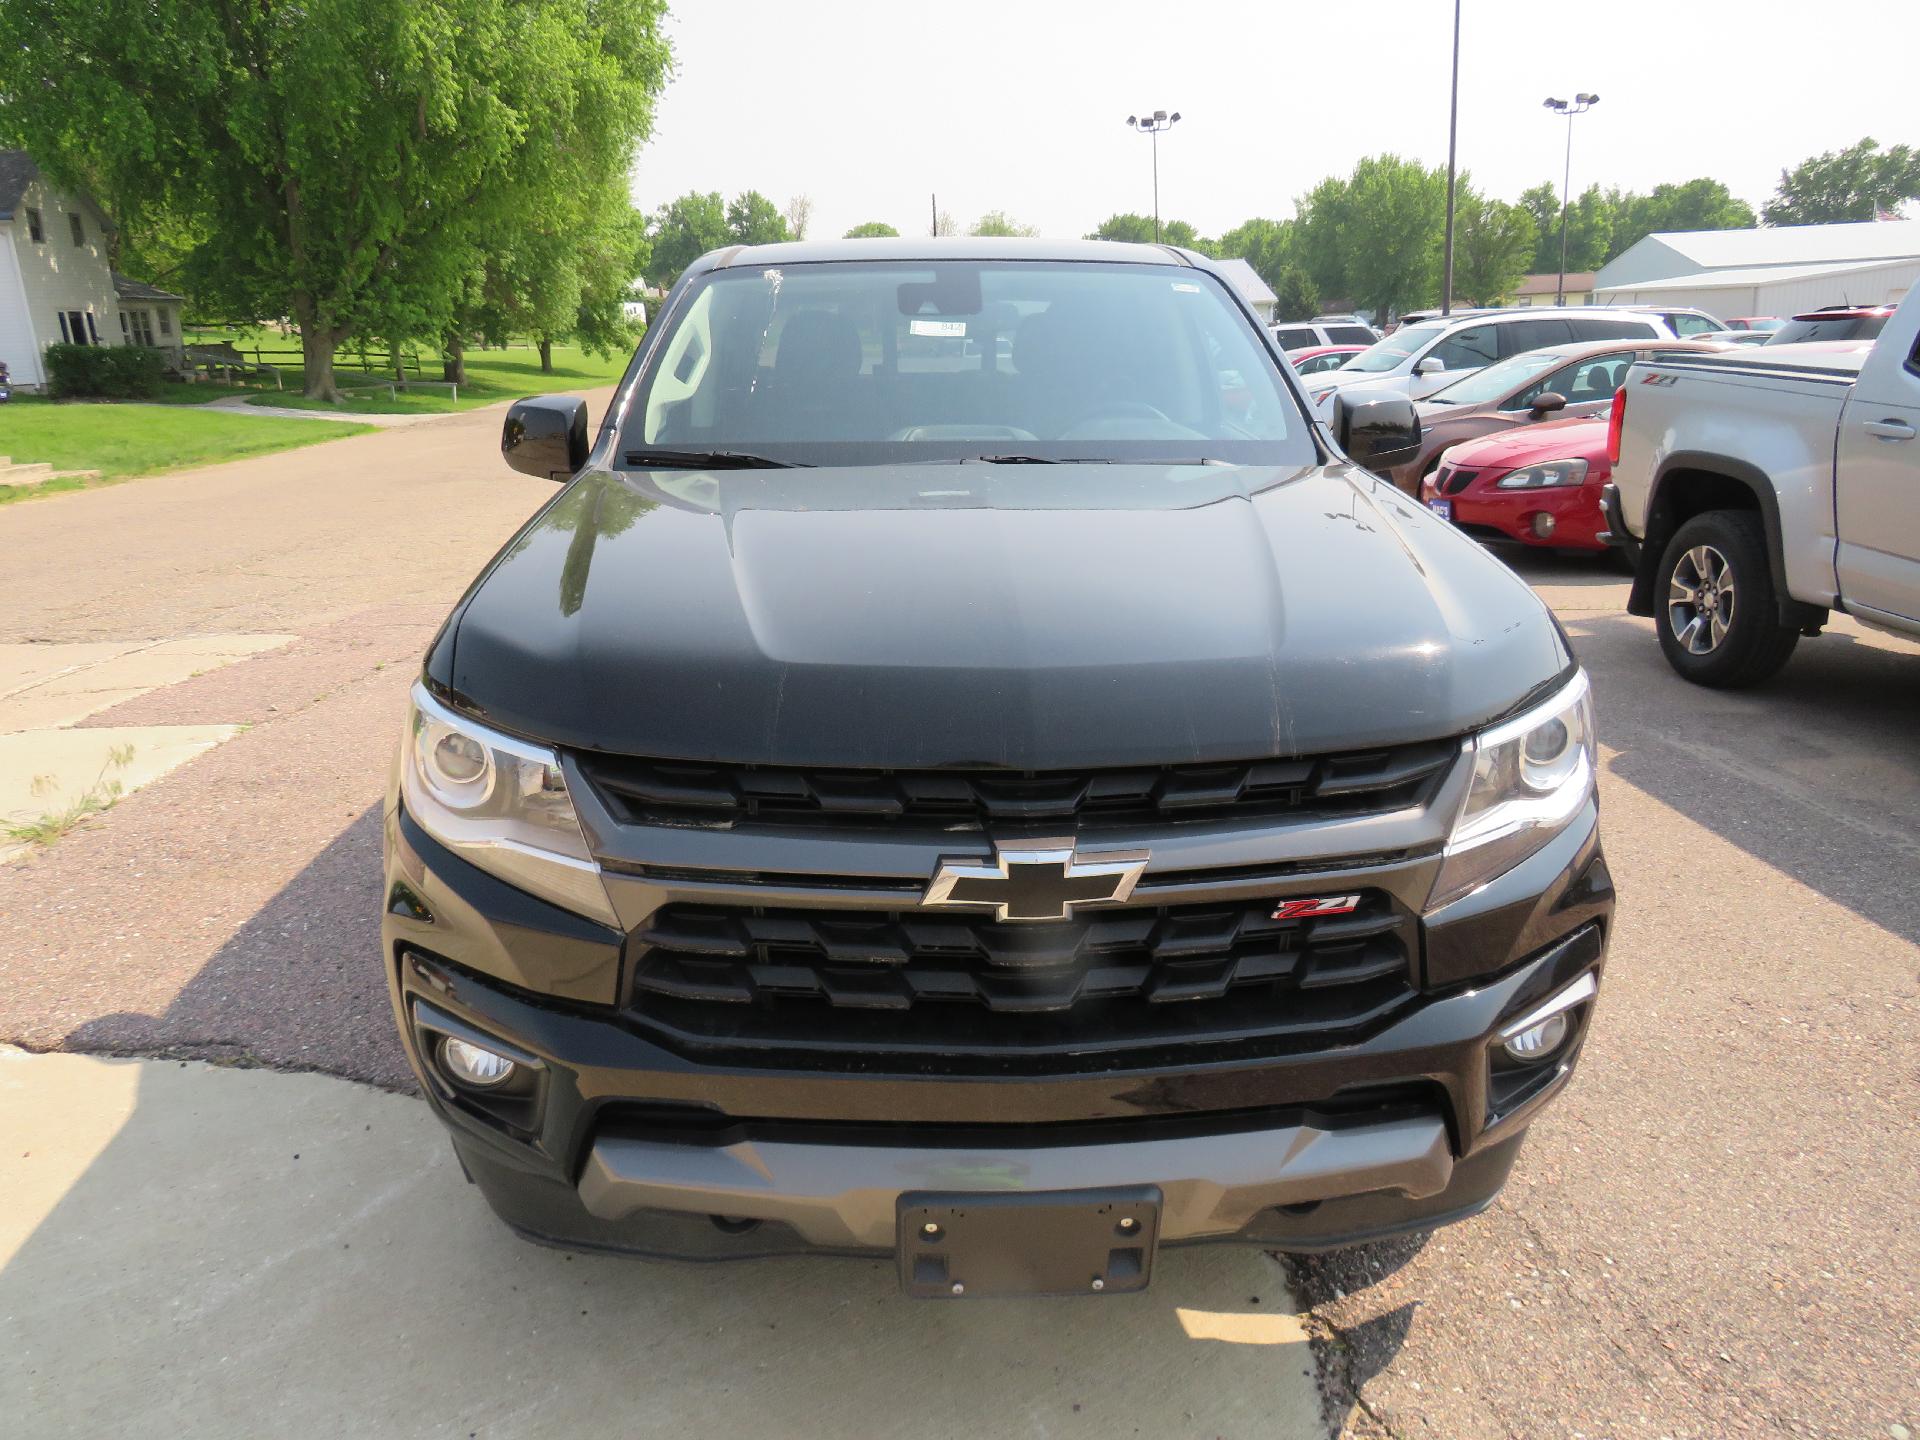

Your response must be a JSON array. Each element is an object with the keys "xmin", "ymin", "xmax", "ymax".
[{"xmin": 383, "ymin": 801, "xmax": 1611, "ymax": 1263}]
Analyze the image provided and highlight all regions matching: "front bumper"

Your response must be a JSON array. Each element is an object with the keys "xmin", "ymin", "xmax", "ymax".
[
  {"xmin": 382, "ymin": 792, "xmax": 1612, "ymax": 1262},
  {"xmin": 1423, "ymin": 475, "xmax": 1610, "ymax": 551}
]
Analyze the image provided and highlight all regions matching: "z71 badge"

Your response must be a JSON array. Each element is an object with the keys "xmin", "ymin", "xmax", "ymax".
[{"xmin": 1271, "ymin": 895, "xmax": 1362, "ymax": 920}]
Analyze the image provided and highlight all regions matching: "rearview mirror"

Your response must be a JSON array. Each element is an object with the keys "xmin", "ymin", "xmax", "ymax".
[
  {"xmin": 1416, "ymin": 355, "xmax": 1446, "ymax": 375},
  {"xmin": 1530, "ymin": 391, "xmax": 1567, "ymax": 415},
  {"xmin": 502, "ymin": 396, "xmax": 589, "ymax": 481},
  {"xmin": 1337, "ymin": 394, "xmax": 1423, "ymax": 471}
]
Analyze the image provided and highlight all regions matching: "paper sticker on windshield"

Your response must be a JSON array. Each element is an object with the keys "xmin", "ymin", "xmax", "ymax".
[
  {"xmin": 909, "ymin": 319, "xmax": 966, "ymax": 338},
  {"xmin": 1172, "ymin": 282, "xmax": 1201, "ymax": 293}
]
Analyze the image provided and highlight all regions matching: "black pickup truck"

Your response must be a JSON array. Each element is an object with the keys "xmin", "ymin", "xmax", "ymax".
[{"xmin": 382, "ymin": 238, "xmax": 1612, "ymax": 1298}]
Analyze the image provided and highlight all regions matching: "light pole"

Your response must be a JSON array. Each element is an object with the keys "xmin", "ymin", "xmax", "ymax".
[
  {"xmin": 1543, "ymin": 93, "xmax": 1599, "ymax": 305},
  {"xmin": 1125, "ymin": 110, "xmax": 1181, "ymax": 242},
  {"xmin": 1441, "ymin": 0, "xmax": 1461, "ymax": 315}
]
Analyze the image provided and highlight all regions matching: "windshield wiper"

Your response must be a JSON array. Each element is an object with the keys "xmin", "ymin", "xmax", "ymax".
[
  {"xmin": 622, "ymin": 448, "xmax": 810, "ymax": 469},
  {"xmin": 963, "ymin": 455, "xmax": 1114, "ymax": 465}
]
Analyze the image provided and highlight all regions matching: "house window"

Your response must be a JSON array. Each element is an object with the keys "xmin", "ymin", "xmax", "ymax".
[
  {"xmin": 69, "ymin": 212, "xmax": 85, "ymax": 246},
  {"xmin": 158, "ymin": 309, "xmax": 172, "ymax": 337},
  {"xmin": 58, "ymin": 312, "xmax": 71, "ymax": 343},
  {"xmin": 127, "ymin": 310, "xmax": 154, "ymax": 346},
  {"xmin": 26, "ymin": 208, "xmax": 44, "ymax": 243},
  {"xmin": 119, "ymin": 312, "xmax": 130, "ymax": 340},
  {"xmin": 85, "ymin": 311, "xmax": 99, "ymax": 343}
]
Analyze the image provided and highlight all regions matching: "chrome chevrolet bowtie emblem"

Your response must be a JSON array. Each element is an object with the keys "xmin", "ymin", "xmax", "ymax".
[{"xmin": 923, "ymin": 838, "xmax": 1149, "ymax": 923}]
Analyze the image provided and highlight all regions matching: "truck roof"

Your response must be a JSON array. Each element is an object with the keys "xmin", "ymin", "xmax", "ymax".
[{"xmin": 699, "ymin": 236, "xmax": 1199, "ymax": 270}]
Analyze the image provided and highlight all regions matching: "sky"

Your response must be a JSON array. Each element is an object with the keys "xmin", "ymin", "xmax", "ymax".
[{"xmin": 630, "ymin": 0, "xmax": 1920, "ymax": 243}]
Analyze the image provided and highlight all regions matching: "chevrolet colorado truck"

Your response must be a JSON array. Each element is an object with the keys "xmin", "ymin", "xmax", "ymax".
[
  {"xmin": 1606, "ymin": 282, "xmax": 1920, "ymax": 687},
  {"xmin": 383, "ymin": 238, "xmax": 1612, "ymax": 1298}
]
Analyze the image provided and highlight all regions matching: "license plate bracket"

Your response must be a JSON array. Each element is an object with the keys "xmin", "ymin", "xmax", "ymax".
[
  {"xmin": 1427, "ymin": 498, "xmax": 1453, "ymax": 521},
  {"xmin": 898, "ymin": 1186, "xmax": 1161, "ymax": 1298}
]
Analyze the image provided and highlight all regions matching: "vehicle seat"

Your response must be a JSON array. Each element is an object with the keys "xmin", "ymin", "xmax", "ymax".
[{"xmin": 752, "ymin": 309, "xmax": 875, "ymax": 440}]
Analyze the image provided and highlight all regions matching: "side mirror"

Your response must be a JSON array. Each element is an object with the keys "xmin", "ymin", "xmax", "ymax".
[
  {"xmin": 1530, "ymin": 391, "xmax": 1567, "ymax": 415},
  {"xmin": 502, "ymin": 396, "xmax": 590, "ymax": 481},
  {"xmin": 1415, "ymin": 355, "xmax": 1446, "ymax": 375},
  {"xmin": 1338, "ymin": 393, "xmax": 1423, "ymax": 471}
]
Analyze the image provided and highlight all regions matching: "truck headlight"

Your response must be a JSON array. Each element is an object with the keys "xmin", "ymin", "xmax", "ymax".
[
  {"xmin": 399, "ymin": 680, "xmax": 618, "ymax": 927},
  {"xmin": 1429, "ymin": 671, "xmax": 1595, "ymax": 909},
  {"xmin": 1494, "ymin": 458, "xmax": 1587, "ymax": 489}
]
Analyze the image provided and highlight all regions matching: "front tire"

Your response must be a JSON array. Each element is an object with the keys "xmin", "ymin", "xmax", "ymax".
[{"xmin": 1653, "ymin": 511, "xmax": 1798, "ymax": 687}]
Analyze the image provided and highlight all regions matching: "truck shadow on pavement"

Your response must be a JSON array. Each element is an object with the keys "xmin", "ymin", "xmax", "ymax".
[{"xmin": 1561, "ymin": 609, "xmax": 1920, "ymax": 947}]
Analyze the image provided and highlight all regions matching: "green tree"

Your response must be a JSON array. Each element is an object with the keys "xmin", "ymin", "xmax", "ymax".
[
  {"xmin": 1088, "ymin": 213, "xmax": 1157, "ymax": 242},
  {"xmin": 844, "ymin": 221, "xmax": 900, "ymax": 238},
  {"xmin": 1214, "ymin": 218, "xmax": 1293, "ymax": 292},
  {"xmin": 1159, "ymin": 220, "xmax": 1217, "ymax": 256},
  {"xmin": 1272, "ymin": 263, "xmax": 1321, "ymax": 322},
  {"xmin": 1451, "ymin": 191, "xmax": 1537, "ymax": 306},
  {"xmin": 1296, "ymin": 155, "xmax": 1447, "ymax": 321},
  {"xmin": 1609, "ymin": 180, "xmax": 1752, "ymax": 259},
  {"xmin": 1764, "ymin": 137, "xmax": 1920, "ymax": 225},
  {"xmin": 0, "ymin": 0, "xmax": 672, "ymax": 401},
  {"xmin": 726, "ymin": 190, "xmax": 790, "ymax": 246},
  {"xmin": 1524, "ymin": 183, "xmax": 1614, "ymax": 273},
  {"xmin": 970, "ymin": 211, "xmax": 1039, "ymax": 237},
  {"xmin": 648, "ymin": 191, "xmax": 730, "ymax": 287}
]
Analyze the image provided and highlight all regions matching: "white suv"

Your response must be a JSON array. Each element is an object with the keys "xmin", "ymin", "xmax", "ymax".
[
  {"xmin": 1270, "ymin": 318, "xmax": 1380, "ymax": 351},
  {"xmin": 1306, "ymin": 308, "xmax": 1673, "ymax": 414}
]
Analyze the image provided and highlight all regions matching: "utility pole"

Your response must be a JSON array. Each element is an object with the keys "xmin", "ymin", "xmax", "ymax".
[
  {"xmin": 1543, "ymin": 94, "xmax": 1599, "ymax": 304},
  {"xmin": 1441, "ymin": 0, "xmax": 1461, "ymax": 316},
  {"xmin": 931, "ymin": 193, "xmax": 937, "ymax": 238},
  {"xmin": 1125, "ymin": 111, "xmax": 1182, "ymax": 242}
]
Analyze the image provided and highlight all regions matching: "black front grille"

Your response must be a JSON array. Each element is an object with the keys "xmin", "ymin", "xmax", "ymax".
[
  {"xmin": 577, "ymin": 741, "xmax": 1456, "ymax": 832},
  {"xmin": 624, "ymin": 892, "xmax": 1419, "ymax": 1068},
  {"xmin": 1442, "ymin": 465, "xmax": 1477, "ymax": 496}
]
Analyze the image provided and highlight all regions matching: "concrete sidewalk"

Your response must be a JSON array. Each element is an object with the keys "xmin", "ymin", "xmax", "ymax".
[{"xmin": 0, "ymin": 1049, "xmax": 1327, "ymax": 1439}]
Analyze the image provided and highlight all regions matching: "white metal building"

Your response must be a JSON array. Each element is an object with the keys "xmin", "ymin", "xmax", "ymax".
[
  {"xmin": 1595, "ymin": 219, "xmax": 1920, "ymax": 319},
  {"xmin": 1214, "ymin": 257, "xmax": 1277, "ymax": 322}
]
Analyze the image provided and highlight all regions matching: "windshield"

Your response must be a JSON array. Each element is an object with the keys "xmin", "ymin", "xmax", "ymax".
[
  {"xmin": 619, "ymin": 261, "xmax": 1316, "ymax": 467},
  {"xmin": 1341, "ymin": 324, "xmax": 1444, "ymax": 373},
  {"xmin": 1424, "ymin": 350, "xmax": 1567, "ymax": 406},
  {"xmin": 1766, "ymin": 313, "xmax": 1889, "ymax": 345}
]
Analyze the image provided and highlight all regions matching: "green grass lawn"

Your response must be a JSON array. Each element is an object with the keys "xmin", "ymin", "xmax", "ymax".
[
  {"xmin": 241, "ymin": 343, "xmax": 631, "ymax": 415},
  {"xmin": 0, "ymin": 397, "xmax": 373, "ymax": 505}
]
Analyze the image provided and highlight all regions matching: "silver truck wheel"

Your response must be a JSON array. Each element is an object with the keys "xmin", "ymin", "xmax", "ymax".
[{"xmin": 1654, "ymin": 511, "xmax": 1799, "ymax": 688}]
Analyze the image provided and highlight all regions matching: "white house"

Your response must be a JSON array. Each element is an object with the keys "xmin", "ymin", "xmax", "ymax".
[
  {"xmin": 1215, "ymin": 257, "xmax": 1278, "ymax": 322},
  {"xmin": 0, "ymin": 150, "xmax": 186, "ymax": 389},
  {"xmin": 1595, "ymin": 219, "xmax": 1920, "ymax": 319}
]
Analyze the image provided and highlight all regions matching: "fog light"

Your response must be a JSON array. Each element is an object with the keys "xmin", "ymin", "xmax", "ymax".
[
  {"xmin": 440, "ymin": 1035, "xmax": 516, "ymax": 1088},
  {"xmin": 1530, "ymin": 511, "xmax": 1557, "ymax": 539},
  {"xmin": 1502, "ymin": 1012, "xmax": 1570, "ymax": 1061}
]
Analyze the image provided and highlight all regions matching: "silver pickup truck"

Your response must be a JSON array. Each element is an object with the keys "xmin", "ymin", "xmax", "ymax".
[{"xmin": 1604, "ymin": 283, "xmax": 1920, "ymax": 686}]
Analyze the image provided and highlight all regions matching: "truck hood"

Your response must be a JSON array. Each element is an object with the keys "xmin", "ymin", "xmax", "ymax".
[{"xmin": 446, "ymin": 463, "xmax": 1571, "ymax": 768}]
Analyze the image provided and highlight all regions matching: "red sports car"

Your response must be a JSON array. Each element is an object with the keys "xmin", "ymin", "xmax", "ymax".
[{"xmin": 1420, "ymin": 415, "xmax": 1613, "ymax": 553}]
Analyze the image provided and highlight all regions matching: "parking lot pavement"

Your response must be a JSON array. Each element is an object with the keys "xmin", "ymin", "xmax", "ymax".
[
  {"xmin": 1, "ymin": 1048, "xmax": 1324, "ymax": 1439},
  {"xmin": 1, "ymin": 423, "xmax": 1916, "ymax": 1438}
]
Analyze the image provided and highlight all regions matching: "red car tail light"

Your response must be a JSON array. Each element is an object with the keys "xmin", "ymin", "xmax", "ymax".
[{"xmin": 1606, "ymin": 386, "xmax": 1626, "ymax": 466}]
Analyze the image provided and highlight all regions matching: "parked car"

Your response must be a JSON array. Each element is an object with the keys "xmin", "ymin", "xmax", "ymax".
[
  {"xmin": 1286, "ymin": 344, "xmax": 1366, "ymax": 375},
  {"xmin": 1384, "ymin": 338, "xmax": 1733, "ymax": 492},
  {"xmin": 1421, "ymin": 417, "xmax": 1616, "ymax": 556},
  {"xmin": 1724, "ymin": 316, "xmax": 1783, "ymax": 332},
  {"xmin": 1762, "ymin": 304, "xmax": 1895, "ymax": 345},
  {"xmin": 1620, "ymin": 306, "xmax": 1728, "ymax": 338},
  {"xmin": 1305, "ymin": 308, "xmax": 1672, "ymax": 414},
  {"xmin": 1709, "ymin": 330, "xmax": 1772, "ymax": 346},
  {"xmin": 1270, "ymin": 318, "xmax": 1378, "ymax": 349},
  {"xmin": 386, "ymin": 237, "xmax": 1613, "ymax": 1295},
  {"xmin": 1606, "ymin": 284, "xmax": 1919, "ymax": 686}
]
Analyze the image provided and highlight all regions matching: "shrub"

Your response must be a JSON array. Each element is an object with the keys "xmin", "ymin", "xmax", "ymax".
[{"xmin": 44, "ymin": 342, "xmax": 167, "ymax": 399}]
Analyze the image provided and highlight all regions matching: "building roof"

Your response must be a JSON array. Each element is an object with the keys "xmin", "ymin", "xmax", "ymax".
[
  {"xmin": 1596, "ymin": 257, "xmax": 1920, "ymax": 296},
  {"xmin": 1515, "ymin": 271, "xmax": 1596, "ymax": 296},
  {"xmin": 1213, "ymin": 256, "xmax": 1278, "ymax": 306},
  {"xmin": 1645, "ymin": 218, "xmax": 1920, "ymax": 270},
  {"xmin": 112, "ymin": 271, "xmax": 185, "ymax": 303},
  {"xmin": 0, "ymin": 150, "xmax": 37, "ymax": 219}
]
